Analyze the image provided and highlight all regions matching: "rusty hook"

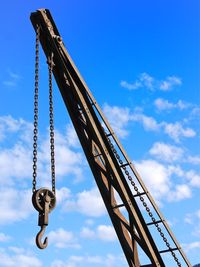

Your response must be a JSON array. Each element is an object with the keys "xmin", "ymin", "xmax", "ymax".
[{"xmin": 36, "ymin": 225, "xmax": 48, "ymax": 249}]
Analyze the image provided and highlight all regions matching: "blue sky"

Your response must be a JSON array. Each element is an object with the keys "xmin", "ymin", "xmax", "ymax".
[{"xmin": 0, "ymin": 1, "xmax": 199, "ymax": 266}]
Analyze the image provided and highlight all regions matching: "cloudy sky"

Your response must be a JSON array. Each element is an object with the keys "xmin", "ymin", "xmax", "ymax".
[{"xmin": 0, "ymin": 1, "xmax": 199, "ymax": 266}]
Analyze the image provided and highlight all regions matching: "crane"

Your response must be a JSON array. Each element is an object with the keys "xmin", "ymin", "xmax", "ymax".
[{"xmin": 30, "ymin": 9, "xmax": 192, "ymax": 267}]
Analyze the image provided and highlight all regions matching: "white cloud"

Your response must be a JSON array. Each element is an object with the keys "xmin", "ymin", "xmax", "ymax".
[
  {"xmin": 0, "ymin": 188, "xmax": 33, "ymax": 225},
  {"xmin": 135, "ymin": 160, "xmax": 170, "ymax": 200},
  {"xmin": 103, "ymin": 104, "xmax": 130, "ymax": 138},
  {"xmin": 0, "ymin": 144, "xmax": 32, "ymax": 186},
  {"xmin": 135, "ymin": 159, "xmax": 193, "ymax": 202},
  {"xmin": 0, "ymin": 247, "xmax": 42, "ymax": 267},
  {"xmin": 162, "ymin": 122, "xmax": 196, "ymax": 142},
  {"xmin": 48, "ymin": 228, "xmax": 80, "ymax": 249},
  {"xmin": 55, "ymin": 137, "xmax": 83, "ymax": 179},
  {"xmin": 56, "ymin": 187, "xmax": 71, "ymax": 205},
  {"xmin": 102, "ymin": 104, "xmax": 196, "ymax": 142},
  {"xmin": 140, "ymin": 72, "xmax": 154, "ymax": 89},
  {"xmin": 0, "ymin": 115, "xmax": 87, "ymax": 226},
  {"xmin": 96, "ymin": 225, "xmax": 117, "ymax": 241},
  {"xmin": 51, "ymin": 253, "xmax": 126, "ymax": 267},
  {"xmin": 51, "ymin": 256, "xmax": 102, "ymax": 267},
  {"xmin": 185, "ymin": 170, "xmax": 200, "ymax": 188},
  {"xmin": 120, "ymin": 73, "xmax": 181, "ymax": 91},
  {"xmin": 0, "ymin": 116, "xmax": 19, "ymax": 137},
  {"xmin": 149, "ymin": 142, "xmax": 184, "ymax": 162},
  {"xmin": 120, "ymin": 72, "xmax": 154, "ymax": 90},
  {"xmin": 120, "ymin": 80, "xmax": 142, "ymax": 90},
  {"xmin": 159, "ymin": 76, "xmax": 182, "ymax": 91},
  {"xmin": 0, "ymin": 115, "xmax": 32, "ymax": 143},
  {"xmin": 167, "ymin": 165, "xmax": 184, "ymax": 177},
  {"xmin": 187, "ymin": 155, "xmax": 200, "ymax": 165},
  {"xmin": 131, "ymin": 113, "xmax": 160, "ymax": 131},
  {"xmin": 81, "ymin": 225, "xmax": 117, "ymax": 242},
  {"xmin": 38, "ymin": 129, "xmax": 84, "ymax": 183},
  {"xmin": 0, "ymin": 115, "xmax": 85, "ymax": 187},
  {"xmin": 167, "ymin": 184, "xmax": 192, "ymax": 202},
  {"xmin": 132, "ymin": 112, "xmax": 196, "ymax": 142},
  {"xmin": 154, "ymin": 98, "xmax": 189, "ymax": 111},
  {"xmin": 80, "ymin": 227, "xmax": 95, "ymax": 239},
  {"xmin": 63, "ymin": 187, "xmax": 106, "ymax": 217},
  {"xmin": 154, "ymin": 98, "xmax": 174, "ymax": 111},
  {"xmin": 103, "ymin": 104, "xmax": 160, "ymax": 139},
  {"xmin": 66, "ymin": 124, "xmax": 80, "ymax": 148},
  {"xmin": 133, "ymin": 114, "xmax": 196, "ymax": 142}
]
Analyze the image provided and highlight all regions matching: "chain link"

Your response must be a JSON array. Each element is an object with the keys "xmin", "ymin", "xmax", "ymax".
[
  {"xmin": 106, "ymin": 134, "xmax": 181, "ymax": 267},
  {"xmin": 32, "ymin": 25, "xmax": 40, "ymax": 193},
  {"xmin": 47, "ymin": 53, "xmax": 56, "ymax": 195}
]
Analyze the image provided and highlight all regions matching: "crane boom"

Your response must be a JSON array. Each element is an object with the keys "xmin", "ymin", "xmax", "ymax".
[{"xmin": 30, "ymin": 9, "xmax": 192, "ymax": 267}]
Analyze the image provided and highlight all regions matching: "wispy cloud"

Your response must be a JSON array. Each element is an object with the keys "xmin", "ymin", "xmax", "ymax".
[
  {"xmin": 102, "ymin": 104, "xmax": 196, "ymax": 142},
  {"xmin": 81, "ymin": 225, "xmax": 117, "ymax": 242},
  {"xmin": 149, "ymin": 142, "xmax": 200, "ymax": 167},
  {"xmin": 120, "ymin": 80, "xmax": 142, "ymax": 90},
  {"xmin": 131, "ymin": 112, "xmax": 160, "ymax": 131},
  {"xmin": 2, "ymin": 70, "xmax": 21, "ymax": 88},
  {"xmin": 167, "ymin": 184, "xmax": 192, "ymax": 202},
  {"xmin": 187, "ymin": 155, "xmax": 200, "ymax": 165},
  {"xmin": 184, "ymin": 209, "xmax": 200, "ymax": 237},
  {"xmin": 0, "ymin": 115, "xmax": 31, "ymax": 142},
  {"xmin": 149, "ymin": 142, "xmax": 184, "ymax": 162},
  {"xmin": 66, "ymin": 124, "xmax": 80, "ymax": 148},
  {"xmin": 51, "ymin": 253, "xmax": 126, "ymax": 267},
  {"xmin": 103, "ymin": 103, "xmax": 130, "ymax": 138},
  {"xmin": 0, "ymin": 247, "xmax": 42, "ymax": 267},
  {"xmin": 48, "ymin": 228, "xmax": 80, "ymax": 249},
  {"xmin": 135, "ymin": 159, "xmax": 192, "ymax": 202},
  {"xmin": 162, "ymin": 121, "xmax": 196, "ymax": 142},
  {"xmin": 63, "ymin": 187, "xmax": 106, "ymax": 217},
  {"xmin": 0, "ymin": 188, "xmax": 33, "ymax": 225},
  {"xmin": 120, "ymin": 72, "xmax": 182, "ymax": 91},
  {"xmin": 132, "ymin": 111, "xmax": 196, "ymax": 143},
  {"xmin": 185, "ymin": 170, "xmax": 200, "ymax": 188},
  {"xmin": 154, "ymin": 98, "xmax": 190, "ymax": 111},
  {"xmin": 159, "ymin": 76, "xmax": 182, "ymax": 91},
  {"xmin": 0, "ymin": 115, "xmax": 85, "ymax": 188},
  {"xmin": 0, "ymin": 186, "xmax": 73, "ymax": 226}
]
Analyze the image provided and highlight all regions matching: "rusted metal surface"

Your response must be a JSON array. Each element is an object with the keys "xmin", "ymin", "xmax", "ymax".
[{"xmin": 30, "ymin": 9, "xmax": 192, "ymax": 266}]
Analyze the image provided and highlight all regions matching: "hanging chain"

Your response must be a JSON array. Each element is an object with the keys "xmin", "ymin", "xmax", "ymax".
[
  {"xmin": 105, "ymin": 134, "xmax": 182, "ymax": 267},
  {"xmin": 47, "ymin": 53, "xmax": 56, "ymax": 195},
  {"xmin": 32, "ymin": 26, "xmax": 56, "ymax": 195},
  {"xmin": 32, "ymin": 26, "xmax": 56, "ymax": 250},
  {"xmin": 32, "ymin": 25, "xmax": 40, "ymax": 193}
]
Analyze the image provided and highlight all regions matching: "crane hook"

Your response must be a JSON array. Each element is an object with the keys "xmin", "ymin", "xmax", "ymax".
[{"xmin": 36, "ymin": 225, "xmax": 48, "ymax": 249}]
